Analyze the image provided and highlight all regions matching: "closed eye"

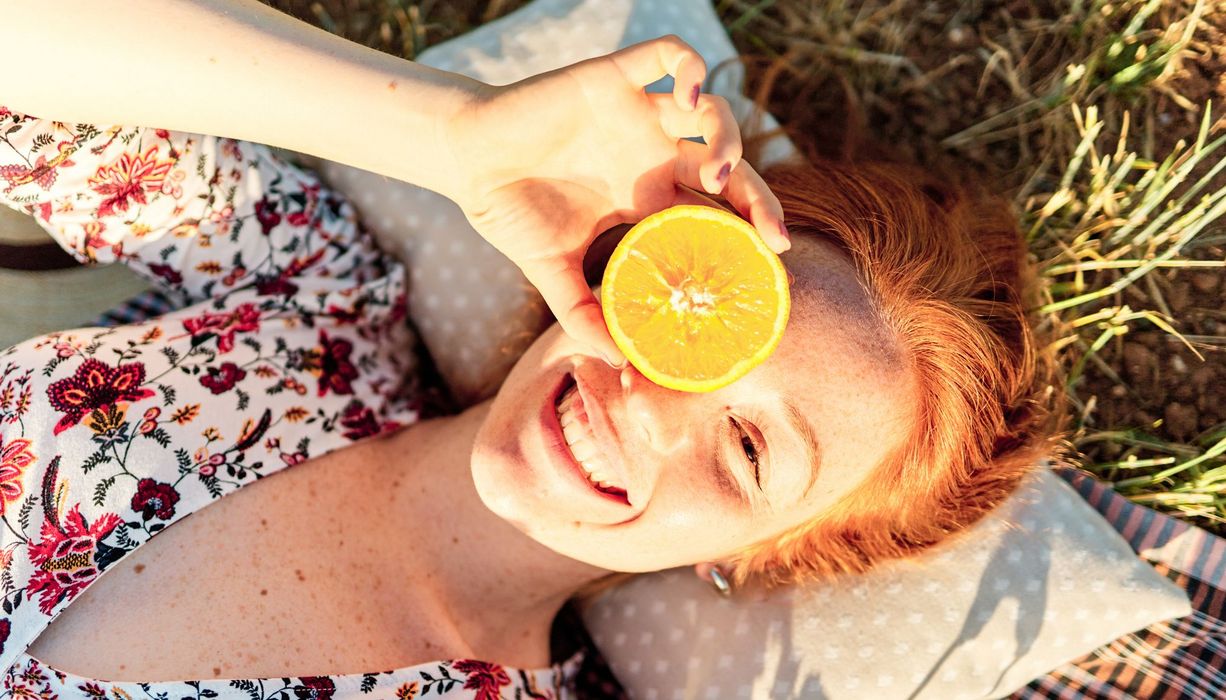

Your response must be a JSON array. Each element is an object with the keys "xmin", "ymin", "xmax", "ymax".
[{"xmin": 730, "ymin": 417, "xmax": 761, "ymax": 487}]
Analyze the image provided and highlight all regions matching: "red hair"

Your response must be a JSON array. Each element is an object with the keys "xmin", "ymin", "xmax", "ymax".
[{"xmin": 730, "ymin": 160, "xmax": 1065, "ymax": 585}]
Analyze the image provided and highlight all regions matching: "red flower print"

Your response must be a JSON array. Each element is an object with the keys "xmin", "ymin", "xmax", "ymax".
[
  {"xmin": 0, "ymin": 618, "xmax": 9, "ymax": 656},
  {"xmin": 200, "ymin": 362, "xmax": 247, "ymax": 394},
  {"xmin": 340, "ymin": 401, "xmax": 381, "ymax": 440},
  {"xmin": 0, "ymin": 437, "xmax": 34, "ymax": 514},
  {"xmin": 26, "ymin": 504, "xmax": 120, "ymax": 614},
  {"xmin": 0, "ymin": 154, "xmax": 57, "ymax": 195},
  {"xmin": 88, "ymin": 145, "xmax": 174, "ymax": 217},
  {"xmin": 147, "ymin": 262, "xmax": 183, "ymax": 286},
  {"xmin": 453, "ymin": 660, "xmax": 511, "ymax": 700},
  {"xmin": 7, "ymin": 659, "xmax": 55, "ymax": 700},
  {"xmin": 325, "ymin": 301, "xmax": 366, "ymax": 326},
  {"xmin": 78, "ymin": 681, "xmax": 107, "ymax": 698},
  {"xmin": 46, "ymin": 358, "xmax": 155, "ymax": 435},
  {"xmin": 254, "ymin": 196, "xmax": 281, "ymax": 234},
  {"xmin": 131, "ymin": 479, "xmax": 180, "ymax": 521},
  {"xmin": 310, "ymin": 331, "xmax": 358, "ymax": 397},
  {"xmin": 255, "ymin": 274, "xmax": 299, "ymax": 298},
  {"xmin": 293, "ymin": 676, "xmax": 335, "ymax": 700},
  {"xmin": 182, "ymin": 303, "xmax": 261, "ymax": 353}
]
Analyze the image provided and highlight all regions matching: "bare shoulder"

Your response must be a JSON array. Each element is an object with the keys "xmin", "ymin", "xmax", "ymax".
[{"xmin": 26, "ymin": 438, "xmax": 459, "ymax": 681}]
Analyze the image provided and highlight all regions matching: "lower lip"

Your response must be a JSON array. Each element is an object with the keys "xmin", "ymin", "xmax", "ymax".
[{"xmin": 542, "ymin": 372, "xmax": 629, "ymax": 506}]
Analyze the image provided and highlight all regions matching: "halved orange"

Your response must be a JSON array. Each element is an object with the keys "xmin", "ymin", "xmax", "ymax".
[{"xmin": 600, "ymin": 205, "xmax": 791, "ymax": 393}]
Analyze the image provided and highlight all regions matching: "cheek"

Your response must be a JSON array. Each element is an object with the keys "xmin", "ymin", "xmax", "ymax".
[{"xmin": 608, "ymin": 483, "xmax": 758, "ymax": 569}]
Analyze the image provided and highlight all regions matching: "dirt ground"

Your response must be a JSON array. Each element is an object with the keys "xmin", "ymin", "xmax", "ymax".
[{"xmin": 1056, "ymin": 11, "xmax": 1226, "ymax": 472}]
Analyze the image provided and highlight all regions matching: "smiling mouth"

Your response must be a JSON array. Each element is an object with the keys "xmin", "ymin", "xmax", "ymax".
[{"xmin": 554, "ymin": 374, "xmax": 629, "ymax": 502}]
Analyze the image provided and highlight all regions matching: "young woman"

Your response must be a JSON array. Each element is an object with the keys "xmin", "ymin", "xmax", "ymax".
[{"xmin": 0, "ymin": 1, "xmax": 1056, "ymax": 696}]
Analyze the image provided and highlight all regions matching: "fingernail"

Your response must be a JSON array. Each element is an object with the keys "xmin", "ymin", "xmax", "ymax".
[
  {"xmin": 602, "ymin": 350, "xmax": 627, "ymax": 369},
  {"xmin": 715, "ymin": 161, "xmax": 731, "ymax": 189},
  {"xmin": 689, "ymin": 84, "xmax": 700, "ymax": 110},
  {"xmin": 779, "ymin": 220, "xmax": 790, "ymax": 241}
]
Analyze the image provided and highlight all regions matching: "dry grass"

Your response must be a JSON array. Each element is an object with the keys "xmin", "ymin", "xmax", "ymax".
[{"xmin": 269, "ymin": 0, "xmax": 1226, "ymax": 533}]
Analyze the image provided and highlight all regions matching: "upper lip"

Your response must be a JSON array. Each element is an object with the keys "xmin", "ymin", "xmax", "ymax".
[{"xmin": 571, "ymin": 370, "xmax": 633, "ymax": 505}]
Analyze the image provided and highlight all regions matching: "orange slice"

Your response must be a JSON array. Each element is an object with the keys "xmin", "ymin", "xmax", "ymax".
[{"xmin": 600, "ymin": 205, "xmax": 791, "ymax": 393}]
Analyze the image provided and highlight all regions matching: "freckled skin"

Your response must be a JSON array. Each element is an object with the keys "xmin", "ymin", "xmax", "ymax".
[{"xmin": 28, "ymin": 437, "xmax": 476, "ymax": 680}]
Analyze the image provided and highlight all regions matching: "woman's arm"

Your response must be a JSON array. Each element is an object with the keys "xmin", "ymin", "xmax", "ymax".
[
  {"xmin": 3, "ymin": 1, "xmax": 788, "ymax": 364},
  {"xmin": 1, "ymin": 0, "xmax": 475, "ymax": 198}
]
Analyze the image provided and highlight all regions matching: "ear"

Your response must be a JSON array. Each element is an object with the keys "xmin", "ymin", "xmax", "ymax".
[
  {"xmin": 694, "ymin": 562, "xmax": 733, "ymax": 597},
  {"xmin": 693, "ymin": 561, "xmax": 717, "ymax": 583}
]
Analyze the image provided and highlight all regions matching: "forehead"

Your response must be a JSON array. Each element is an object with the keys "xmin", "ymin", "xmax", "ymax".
[
  {"xmin": 772, "ymin": 235, "xmax": 904, "ymax": 377},
  {"xmin": 748, "ymin": 236, "xmax": 914, "ymax": 514}
]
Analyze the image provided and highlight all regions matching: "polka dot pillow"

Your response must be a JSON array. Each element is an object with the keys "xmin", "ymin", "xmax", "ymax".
[
  {"xmin": 580, "ymin": 467, "xmax": 1190, "ymax": 699},
  {"xmin": 306, "ymin": 1, "xmax": 1192, "ymax": 698}
]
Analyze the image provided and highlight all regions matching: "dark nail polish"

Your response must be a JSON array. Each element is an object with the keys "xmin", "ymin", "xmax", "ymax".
[
  {"xmin": 779, "ymin": 220, "xmax": 790, "ymax": 240},
  {"xmin": 689, "ymin": 84, "xmax": 700, "ymax": 110},
  {"xmin": 716, "ymin": 161, "xmax": 731, "ymax": 188}
]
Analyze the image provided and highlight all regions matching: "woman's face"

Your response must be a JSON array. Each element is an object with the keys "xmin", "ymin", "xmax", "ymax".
[{"xmin": 471, "ymin": 234, "xmax": 916, "ymax": 572}]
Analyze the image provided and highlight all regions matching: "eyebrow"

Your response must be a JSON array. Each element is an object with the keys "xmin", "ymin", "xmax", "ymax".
[{"xmin": 781, "ymin": 395, "xmax": 822, "ymax": 497}]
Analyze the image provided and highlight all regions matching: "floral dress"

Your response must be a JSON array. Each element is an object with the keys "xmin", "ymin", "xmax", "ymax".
[{"xmin": 0, "ymin": 106, "xmax": 581, "ymax": 699}]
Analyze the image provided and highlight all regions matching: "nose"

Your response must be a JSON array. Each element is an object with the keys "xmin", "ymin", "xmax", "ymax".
[{"xmin": 619, "ymin": 363, "xmax": 687, "ymax": 454}]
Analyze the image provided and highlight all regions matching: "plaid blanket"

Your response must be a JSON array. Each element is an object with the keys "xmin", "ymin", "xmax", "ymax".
[
  {"xmin": 1011, "ymin": 470, "xmax": 1226, "ymax": 700},
  {"xmin": 99, "ymin": 292, "xmax": 1226, "ymax": 700}
]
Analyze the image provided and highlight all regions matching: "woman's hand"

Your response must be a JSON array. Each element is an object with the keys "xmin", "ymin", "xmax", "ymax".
[{"xmin": 441, "ymin": 37, "xmax": 790, "ymax": 366}]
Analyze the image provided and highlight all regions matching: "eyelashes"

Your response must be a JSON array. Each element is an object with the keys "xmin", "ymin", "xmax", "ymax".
[{"xmin": 727, "ymin": 416, "xmax": 762, "ymax": 488}]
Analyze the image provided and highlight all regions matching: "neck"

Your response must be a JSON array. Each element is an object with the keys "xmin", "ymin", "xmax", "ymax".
[{"xmin": 371, "ymin": 401, "xmax": 610, "ymax": 667}]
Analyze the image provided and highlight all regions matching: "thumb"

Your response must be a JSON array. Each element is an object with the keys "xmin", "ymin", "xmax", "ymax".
[{"xmin": 520, "ymin": 256, "xmax": 627, "ymax": 368}]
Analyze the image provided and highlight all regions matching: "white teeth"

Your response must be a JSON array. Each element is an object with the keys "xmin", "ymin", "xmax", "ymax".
[
  {"xmin": 555, "ymin": 384, "xmax": 625, "ymax": 494},
  {"xmin": 570, "ymin": 437, "xmax": 598, "ymax": 463},
  {"xmin": 561, "ymin": 419, "xmax": 586, "ymax": 445}
]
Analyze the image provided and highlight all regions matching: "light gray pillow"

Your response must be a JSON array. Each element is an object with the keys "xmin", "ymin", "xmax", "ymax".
[{"xmin": 581, "ymin": 468, "xmax": 1191, "ymax": 699}]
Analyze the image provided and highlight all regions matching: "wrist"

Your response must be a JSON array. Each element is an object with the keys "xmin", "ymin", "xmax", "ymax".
[
  {"xmin": 420, "ymin": 78, "xmax": 495, "ymax": 203},
  {"xmin": 432, "ymin": 82, "xmax": 505, "ymax": 208}
]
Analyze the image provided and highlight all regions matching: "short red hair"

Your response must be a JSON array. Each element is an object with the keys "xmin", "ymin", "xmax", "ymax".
[{"xmin": 731, "ymin": 160, "xmax": 1065, "ymax": 585}]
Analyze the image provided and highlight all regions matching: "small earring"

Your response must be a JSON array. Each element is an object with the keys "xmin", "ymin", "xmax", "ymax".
[{"xmin": 708, "ymin": 565, "xmax": 732, "ymax": 598}]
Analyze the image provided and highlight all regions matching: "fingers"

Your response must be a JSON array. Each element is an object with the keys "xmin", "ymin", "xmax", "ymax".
[
  {"xmin": 721, "ymin": 159, "xmax": 791, "ymax": 253},
  {"xmin": 674, "ymin": 141, "xmax": 790, "ymax": 254},
  {"xmin": 520, "ymin": 255, "xmax": 627, "ymax": 368},
  {"xmin": 651, "ymin": 93, "xmax": 741, "ymax": 194},
  {"xmin": 669, "ymin": 186, "xmax": 723, "ymax": 209},
  {"xmin": 609, "ymin": 35, "xmax": 707, "ymax": 112}
]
